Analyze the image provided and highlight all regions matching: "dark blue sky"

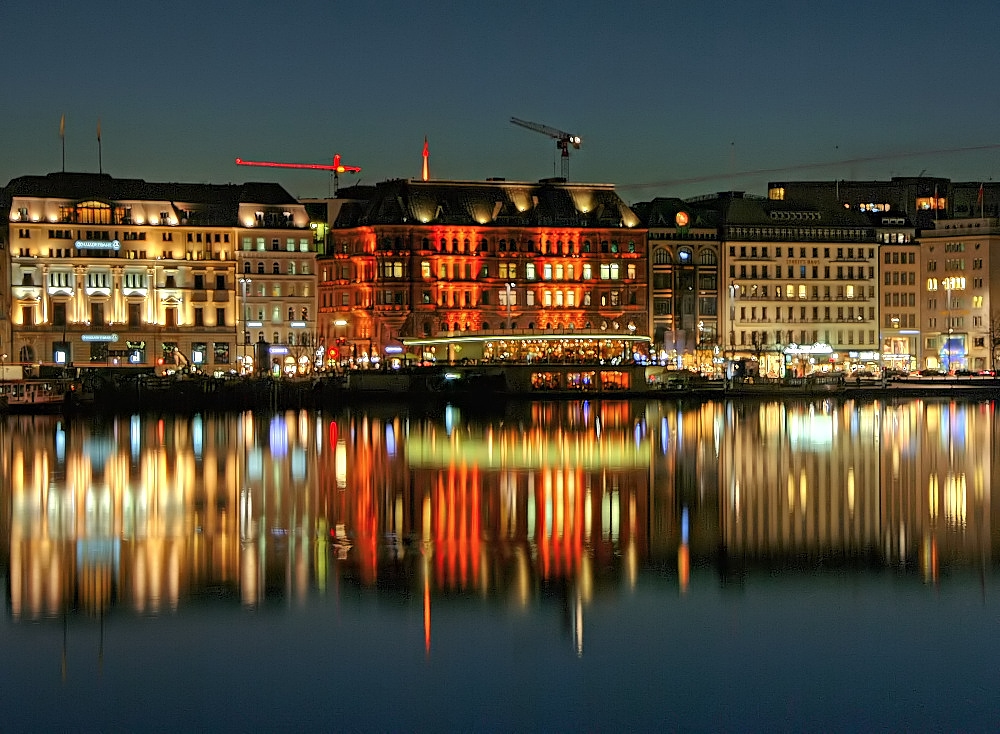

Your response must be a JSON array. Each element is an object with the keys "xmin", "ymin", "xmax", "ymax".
[{"xmin": 3, "ymin": 0, "xmax": 999, "ymax": 204}]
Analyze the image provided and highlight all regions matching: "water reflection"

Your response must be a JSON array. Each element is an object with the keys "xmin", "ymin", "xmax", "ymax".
[{"xmin": 1, "ymin": 398, "xmax": 996, "ymax": 626}]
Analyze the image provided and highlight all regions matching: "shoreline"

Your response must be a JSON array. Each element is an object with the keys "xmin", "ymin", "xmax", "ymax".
[{"xmin": 40, "ymin": 370, "xmax": 1000, "ymax": 415}]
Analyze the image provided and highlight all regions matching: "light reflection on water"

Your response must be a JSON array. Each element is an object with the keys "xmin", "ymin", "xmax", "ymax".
[{"xmin": 1, "ymin": 397, "xmax": 999, "ymax": 731}]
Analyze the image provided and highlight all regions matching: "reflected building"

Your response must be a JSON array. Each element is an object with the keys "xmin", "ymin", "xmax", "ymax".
[
  {"xmin": 879, "ymin": 400, "xmax": 995, "ymax": 580},
  {"xmin": 716, "ymin": 399, "xmax": 883, "ymax": 564},
  {"xmin": 4, "ymin": 399, "xmax": 1000, "ymax": 626}
]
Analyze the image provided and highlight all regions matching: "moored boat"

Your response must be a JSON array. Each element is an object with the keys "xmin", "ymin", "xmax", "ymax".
[{"xmin": 0, "ymin": 379, "xmax": 70, "ymax": 412}]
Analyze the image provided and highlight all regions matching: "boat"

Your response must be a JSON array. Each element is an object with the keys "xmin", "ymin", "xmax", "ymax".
[
  {"xmin": 726, "ymin": 373, "xmax": 846, "ymax": 396},
  {"xmin": 0, "ymin": 379, "xmax": 71, "ymax": 412}
]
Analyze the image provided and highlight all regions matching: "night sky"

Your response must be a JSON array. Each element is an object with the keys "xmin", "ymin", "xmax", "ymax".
[{"xmin": 4, "ymin": 0, "xmax": 1000, "ymax": 204}]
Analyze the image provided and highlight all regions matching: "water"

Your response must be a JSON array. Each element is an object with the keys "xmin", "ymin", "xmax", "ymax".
[{"xmin": 1, "ymin": 397, "xmax": 998, "ymax": 732}]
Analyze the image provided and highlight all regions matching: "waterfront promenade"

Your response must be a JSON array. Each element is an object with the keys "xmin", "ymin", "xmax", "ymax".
[{"xmin": 55, "ymin": 366, "xmax": 1000, "ymax": 414}]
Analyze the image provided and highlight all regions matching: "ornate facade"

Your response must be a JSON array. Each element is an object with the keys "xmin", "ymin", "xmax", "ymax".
[
  {"xmin": 316, "ymin": 178, "xmax": 647, "ymax": 364},
  {"xmin": 2, "ymin": 172, "xmax": 315, "ymax": 376}
]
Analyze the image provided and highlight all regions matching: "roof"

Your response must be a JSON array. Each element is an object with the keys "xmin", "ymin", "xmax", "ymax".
[
  {"xmin": 332, "ymin": 178, "xmax": 641, "ymax": 229},
  {"xmin": 1, "ymin": 171, "xmax": 299, "ymax": 215}
]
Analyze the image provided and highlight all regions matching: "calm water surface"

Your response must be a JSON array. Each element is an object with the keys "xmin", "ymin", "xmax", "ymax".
[{"xmin": 1, "ymin": 397, "xmax": 999, "ymax": 732}]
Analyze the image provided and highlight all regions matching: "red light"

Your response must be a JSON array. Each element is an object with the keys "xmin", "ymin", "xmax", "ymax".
[{"xmin": 328, "ymin": 346, "xmax": 339, "ymax": 358}]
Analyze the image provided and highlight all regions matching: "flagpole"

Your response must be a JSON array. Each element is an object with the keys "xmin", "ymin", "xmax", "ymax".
[
  {"xmin": 97, "ymin": 119, "xmax": 103, "ymax": 174},
  {"xmin": 60, "ymin": 114, "xmax": 66, "ymax": 172}
]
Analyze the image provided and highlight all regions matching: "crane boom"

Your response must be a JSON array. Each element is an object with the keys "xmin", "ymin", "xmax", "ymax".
[
  {"xmin": 235, "ymin": 155, "xmax": 361, "ymax": 173},
  {"xmin": 235, "ymin": 154, "xmax": 361, "ymax": 194},
  {"xmin": 510, "ymin": 117, "xmax": 581, "ymax": 179}
]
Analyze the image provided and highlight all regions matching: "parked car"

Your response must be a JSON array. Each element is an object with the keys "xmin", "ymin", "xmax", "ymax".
[{"xmin": 918, "ymin": 368, "xmax": 945, "ymax": 377}]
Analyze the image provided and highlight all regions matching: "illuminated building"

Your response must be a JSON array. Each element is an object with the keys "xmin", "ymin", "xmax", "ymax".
[
  {"xmin": 1, "ymin": 172, "xmax": 315, "ymax": 374},
  {"xmin": 917, "ymin": 217, "xmax": 1000, "ymax": 372},
  {"xmin": 715, "ymin": 193, "xmax": 880, "ymax": 375},
  {"xmin": 632, "ymin": 198, "xmax": 721, "ymax": 370},
  {"xmin": 875, "ymin": 212, "xmax": 920, "ymax": 372},
  {"xmin": 316, "ymin": 178, "xmax": 647, "ymax": 363}
]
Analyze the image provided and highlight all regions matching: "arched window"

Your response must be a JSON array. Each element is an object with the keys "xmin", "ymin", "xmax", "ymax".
[
  {"xmin": 272, "ymin": 262, "xmax": 280, "ymax": 274},
  {"xmin": 698, "ymin": 249, "xmax": 718, "ymax": 265},
  {"xmin": 288, "ymin": 261, "xmax": 296, "ymax": 275},
  {"xmin": 243, "ymin": 261, "xmax": 251, "ymax": 273},
  {"xmin": 272, "ymin": 331, "xmax": 279, "ymax": 343},
  {"xmin": 481, "ymin": 322, "xmax": 489, "ymax": 330},
  {"xmin": 678, "ymin": 247, "xmax": 694, "ymax": 264},
  {"xmin": 654, "ymin": 248, "xmax": 671, "ymax": 265},
  {"xmin": 257, "ymin": 262, "xmax": 264, "ymax": 274}
]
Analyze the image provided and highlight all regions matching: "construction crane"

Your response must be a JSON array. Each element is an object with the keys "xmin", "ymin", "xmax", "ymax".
[
  {"xmin": 235, "ymin": 154, "xmax": 361, "ymax": 194},
  {"xmin": 510, "ymin": 117, "xmax": 581, "ymax": 180}
]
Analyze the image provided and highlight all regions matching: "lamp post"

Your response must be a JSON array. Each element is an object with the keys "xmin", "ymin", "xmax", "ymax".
[
  {"xmin": 239, "ymin": 276, "xmax": 252, "ymax": 374},
  {"xmin": 505, "ymin": 282, "xmax": 515, "ymax": 331},
  {"xmin": 1, "ymin": 353, "xmax": 6, "ymax": 378},
  {"xmin": 334, "ymin": 319, "xmax": 347, "ymax": 369}
]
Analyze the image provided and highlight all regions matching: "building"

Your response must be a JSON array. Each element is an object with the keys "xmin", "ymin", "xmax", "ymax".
[
  {"xmin": 716, "ymin": 193, "xmax": 881, "ymax": 376},
  {"xmin": 1, "ymin": 172, "xmax": 315, "ymax": 376},
  {"xmin": 766, "ymin": 176, "xmax": 1000, "ymax": 229},
  {"xmin": 918, "ymin": 217, "xmax": 1000, "ymax": 372},
  {"xmin": 873, "ymin": 211, "xmax": 920, "ymax": 372},
  {"xmin": 632, "ymin": 197, "xmax": 721, "ymax": 371},
  {"xmin": 317, "ymin": 178, "xmax": 647, "ymax": 365}
]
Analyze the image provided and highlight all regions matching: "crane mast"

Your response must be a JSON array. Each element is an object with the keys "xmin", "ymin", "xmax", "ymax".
[{"xmin": 510, "ymin": 117, "xmax": 581, "ymax": 180}]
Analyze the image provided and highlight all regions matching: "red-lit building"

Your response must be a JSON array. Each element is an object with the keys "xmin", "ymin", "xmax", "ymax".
[{"xmin": 316, "ymin": 178, "xmax": 647, "ymax": 365}]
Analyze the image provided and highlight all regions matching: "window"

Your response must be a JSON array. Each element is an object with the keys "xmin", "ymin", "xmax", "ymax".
[{"xmin": 216, "ymin": 308, "xmax": 226, "ymax": 326}]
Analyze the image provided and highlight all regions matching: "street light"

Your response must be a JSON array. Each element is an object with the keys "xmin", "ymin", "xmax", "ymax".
[
  {"xmin": 1, "ymin": 353, "xmax": 6, "ymax": 378},
  {"xmin": 504, "ymin": 282, "xmax": 516, "ymax": 330},
  {"xmin": 239, "ymin": 276, "xmax": 252, "ymax": 374},
  {"xmin": 334, "ymin": 319, "xmax": 347, "ymax": 368}
]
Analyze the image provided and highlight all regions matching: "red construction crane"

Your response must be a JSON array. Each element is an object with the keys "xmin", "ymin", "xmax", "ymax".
[
  {"xmin": 510, "ymin": 117, "xmax": 581, "ymax": 180},
  {"xmin": 235, "ymin": 154, "xmax": 361, "ymax": 194}
]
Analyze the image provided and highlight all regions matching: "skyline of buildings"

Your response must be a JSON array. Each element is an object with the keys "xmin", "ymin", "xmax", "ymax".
[{"xmin": 3, "ymin": 168, "xmax": 1000, "ymax": 376}]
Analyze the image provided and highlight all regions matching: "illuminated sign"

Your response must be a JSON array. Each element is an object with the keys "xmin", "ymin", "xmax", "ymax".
[
  {"xmin": 247, "ymin": 320, "xmax": 263, "ymax": 328},
  {"xmin": 268, "ymin": 346, "xmax": 288, "ymax": 355},
  {"xmin": 384, "ymin": 346, "xmax": 403, "ymax": 354},
  {"xmin": 81, "ymin": 333, "xmax": 119, "ymax": 342},
  {"xmin": 783, "ymin": 342, "xmax": 832, "ymax": 355},
  {"xmin": 290, "ymin": 321, "xmax": 306, "ymax": 328},
  {"xmin": 75, "ymin": 239, "xmax": 121, "ymax": 251},
  {"xmin": 675, "ymin": 211, "xmax": 689, "ymax": 227}
]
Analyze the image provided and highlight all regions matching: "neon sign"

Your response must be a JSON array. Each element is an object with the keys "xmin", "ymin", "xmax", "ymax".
[
  {"xmin": 81, "ymin": 333, "xmax": 119, "ymax": 342},
  {"xmin": 75, "ymin": 239, "xmax": 121, "ymax": 251}
]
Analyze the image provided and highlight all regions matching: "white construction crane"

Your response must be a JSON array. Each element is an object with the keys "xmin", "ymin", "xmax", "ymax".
[{"xmin": 510, "ymin": 117, "xmax": 581, "ymax": 180}]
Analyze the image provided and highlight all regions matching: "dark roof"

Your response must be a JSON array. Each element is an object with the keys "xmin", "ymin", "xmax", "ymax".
[
  {"xmin": 1, "ymin": 171, "xmax": 299, "ymax": 211},
  {"xmin": 332, "ymin": 178, "xmax": 640, "ymax": 229},
  {"xmin": 633, "ymin": 197, "xmax": 719, "ymax": 228}
]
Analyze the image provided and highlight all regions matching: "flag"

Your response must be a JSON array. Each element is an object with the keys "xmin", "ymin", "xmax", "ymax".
[
  {"xmin": 978, "ymin": 182, "xmax": 984, "ymax": 203},
  {"xmin": 59, "ymin": 114, "xmax": 65, "ymax": 139},
  {"xmin": 97, "ymin": 119, "xmax": 101, "ymax": 142}
]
